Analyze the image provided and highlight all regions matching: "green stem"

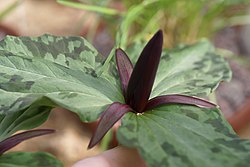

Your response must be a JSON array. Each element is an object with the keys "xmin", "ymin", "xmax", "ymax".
[
  {"xmin": 0, "ymin": 0, "xmax": 19, "ymax": 21},
  {"xmin": 57, "ymin": 0, "xmax": 121, "ymax": 16},
  {"xmin": 99, "ymin": 129, "xmax": 112, "ymax": 151}
]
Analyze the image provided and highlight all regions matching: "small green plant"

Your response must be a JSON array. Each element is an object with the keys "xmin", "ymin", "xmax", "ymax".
[
  {"xmin": 0, "ymin": 30, "xmax": 249, "ymax": 166},
  {"xmin": 89, "ymin": 30, "xmax": 216, "ymax": 148},
  {"xmin": 57, "ymin": 0, "xmax": 250, "ymax": 48}
]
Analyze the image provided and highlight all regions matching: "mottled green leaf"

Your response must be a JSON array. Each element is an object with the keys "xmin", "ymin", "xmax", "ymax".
[
  {"xmin": 1, "ymin": 34, "xmax": 247, "ymax": 167},
  {"xmin": 117, "ymin": 105, "xmax": 250, "ymax": 167},
  {"xmin": 0, "ymin": 35, "xmax": 123, "ymax": 122},
  {"xmin": 0, "ymin": 152, "xmax": 63, "ymax": 167},
  {"xmin": 0, "ymin": 35, "xmax": 104, "ymax": 72},
  {"xmin": 126, "ymin": 40, "xmax": 231, "ymax": 98},
  {"xmin": 151, "ymin": 40, "xmax": 231, "ymax": 97}
]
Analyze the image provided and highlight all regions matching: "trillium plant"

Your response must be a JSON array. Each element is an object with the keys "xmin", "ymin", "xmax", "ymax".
[
  {"xmin": 0, "ymin": 29, "xmax": 250, "ymax": 167},
  {"xmin": 88, "ymin": 30, "xmax": 216, "ymax": 148}
]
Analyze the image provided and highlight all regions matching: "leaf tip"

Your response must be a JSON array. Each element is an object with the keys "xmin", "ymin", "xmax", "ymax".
[
  {"xmin": 0, "ymin": 129, "xmax": 55, "ymax": 155},
  {"xmin": 87, "ymin": 137, "xmax": 98, "ymax": 150}
]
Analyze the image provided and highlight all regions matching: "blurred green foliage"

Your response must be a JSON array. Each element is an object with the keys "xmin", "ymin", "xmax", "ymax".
[{"xmin": 58, "ymin": 0, "xmax": 250, "ymax": 48}]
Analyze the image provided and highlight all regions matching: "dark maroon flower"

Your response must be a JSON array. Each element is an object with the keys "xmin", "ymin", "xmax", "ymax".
[{"xmin": 88, "ymin": 30, "xmax": 216, "ymax": 149}]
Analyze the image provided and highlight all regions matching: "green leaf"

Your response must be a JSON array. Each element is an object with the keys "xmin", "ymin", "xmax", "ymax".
[
  {"xmin": 0, "ymin": 33, "xmax": 240, "ymax": 167},
  {"xmin": 117, "ymin": 105, "xmax": 250, "ymax": 167},
  {"xmin": 151, "ymin": 40, "xmax": 232, "ymax": 98},
  {"xmin": 57, "ymin": 0, "xmax": 120, "ymax": 16},
  {"xmin": 0, "ymin": 35, "xmax": 123, "ymax": 122},
  {"xmin": 0, "ymin": 152, "xmax": 63, "ymax": 167},
  {"xmin": 0, "ymin": 101, "xmax": 51, "ymax": 141},
  {"xmin": 0, "ymin": 35, "xmax": 104, "ymax": 71},
  {"xmin": 126, "ymin": 40, "xmax": 231, "ymax": 98}
]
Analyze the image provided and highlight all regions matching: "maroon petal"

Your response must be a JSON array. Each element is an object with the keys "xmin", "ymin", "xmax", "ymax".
[
  {"xmin": 145, "ymin": 94, "xmax": 217, "ymax": 111},
  {"xmin": 115, "ymin": 48, "xmax": 133, "ymax": 97},
  {"xmin": 0, "ymin": 129, "xmax": 55, "ymax": 154},
  {"xmin": 126, "ymin": 30, "xmax": 163, "ymax": 113},
  {"xmin": 88, "ymin": 102, "xmax": 132, "ymax": 149}
]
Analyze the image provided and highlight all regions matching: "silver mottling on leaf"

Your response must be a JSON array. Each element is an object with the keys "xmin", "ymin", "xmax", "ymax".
[{"xmin": 118, "ymin": 105, "xmax": 250, "ymax": 167}]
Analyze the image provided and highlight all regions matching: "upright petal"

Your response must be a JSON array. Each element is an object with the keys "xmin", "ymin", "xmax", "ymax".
[
  {"xmin": 0, "ymin": 129, "xmax": 55, "ymax": 154},
  {"xmin": 145, "ymin": 94, "xmax": 217, "ymax": 111},
  {"xmin": 88, "ymin": 102, "xmax": 132, "ymax": 149},
  {"xmin": 115, "ymin": 48, "xmax": 133, "ymax": 97},
  {"xmin": 126, "ymin": 30, "xmax": 163, "ymax": 112}
]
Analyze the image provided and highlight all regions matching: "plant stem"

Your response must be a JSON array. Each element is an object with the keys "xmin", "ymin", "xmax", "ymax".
[
  {"xmin": 99, "ymin": 129, "xmax": 112, "ymax": 151},
  {"xmin": 0, "ymin": 0, "xmax": 19, "ymax": 21},
  {"xmin": 57, "ymin": 0, "xmax": 121, "ymax": 16}
]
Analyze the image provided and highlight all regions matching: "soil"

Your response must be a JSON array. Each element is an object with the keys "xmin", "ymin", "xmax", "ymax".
[{"xmin": 0, "ymin": 25, "xmax": 17, "ymax": 40}]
